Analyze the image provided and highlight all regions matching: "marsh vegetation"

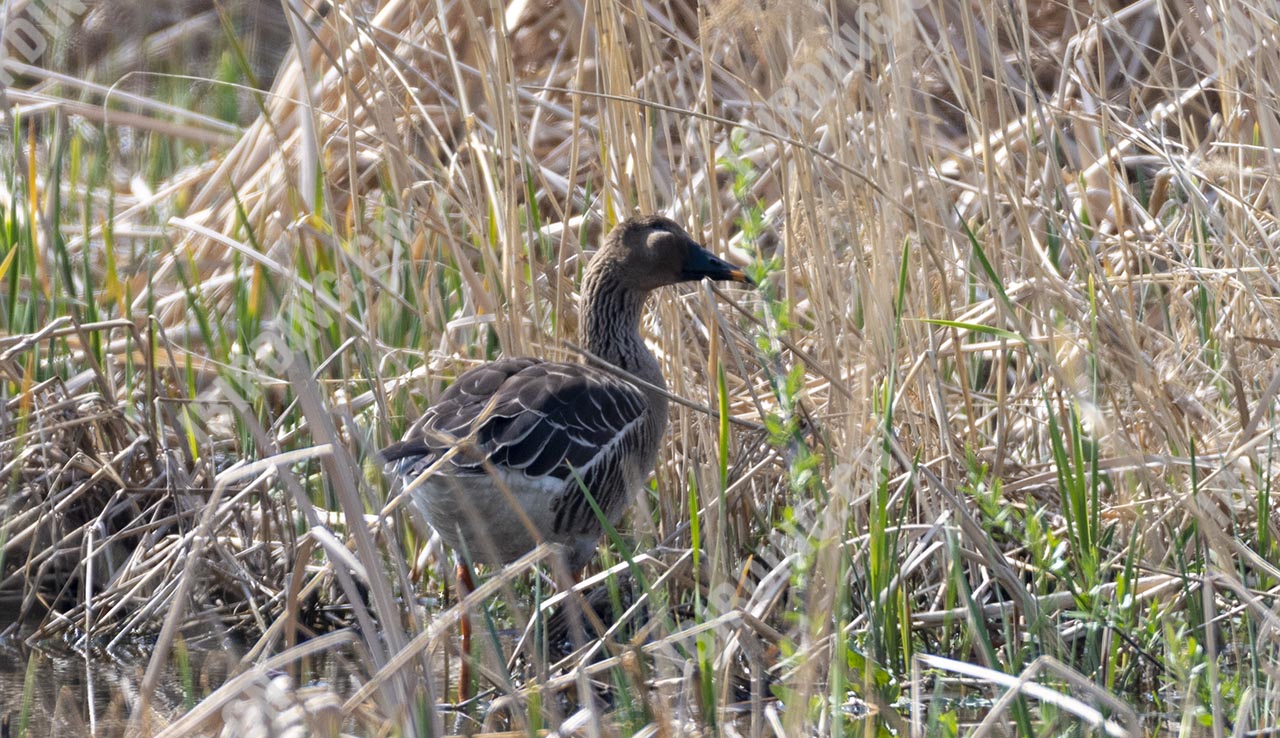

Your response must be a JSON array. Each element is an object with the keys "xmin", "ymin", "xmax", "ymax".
[{"xmin": 0, "ymin": 0, "xmax": 1277, "ymax": 735}]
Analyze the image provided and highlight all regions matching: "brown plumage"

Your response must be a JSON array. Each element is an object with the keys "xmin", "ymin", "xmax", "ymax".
[{"xmin": 381, "ymin": 215, "xmax": 752, "ymax": 571}]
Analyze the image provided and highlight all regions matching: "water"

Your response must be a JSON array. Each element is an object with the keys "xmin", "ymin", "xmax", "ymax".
[{"xmin": 0, "ymin": 638, "xmax": 208, "ymax": 737}]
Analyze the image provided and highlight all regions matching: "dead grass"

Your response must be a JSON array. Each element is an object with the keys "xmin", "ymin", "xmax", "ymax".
[{"xmin": 2, "ymin": 0, "xmax": 1280, "ymax": 735}]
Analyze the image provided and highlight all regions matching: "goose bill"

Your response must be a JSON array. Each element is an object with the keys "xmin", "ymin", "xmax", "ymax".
[{"xmin": 681, "ymin": 244, "xmax": 754, "ymax": 285}]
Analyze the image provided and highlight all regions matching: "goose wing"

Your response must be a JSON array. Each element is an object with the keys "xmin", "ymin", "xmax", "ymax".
[{"xmin": 381, "ymin": 358, "xmax": 649, "ymax": 482}]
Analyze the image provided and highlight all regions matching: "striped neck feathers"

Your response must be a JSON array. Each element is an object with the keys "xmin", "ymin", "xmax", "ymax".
[{"xmin": 578, "ymin": 263, "xmax": 664, "ymax": 389}]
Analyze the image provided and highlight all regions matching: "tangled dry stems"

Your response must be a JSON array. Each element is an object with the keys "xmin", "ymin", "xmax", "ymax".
[{"xmin": 2, "ymin": 0, "xmax": 1279, "ymax": 734}]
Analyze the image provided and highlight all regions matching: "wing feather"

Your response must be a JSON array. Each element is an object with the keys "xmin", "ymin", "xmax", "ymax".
[{"xmin": 382, "ymin": 358, "xmax": 649, "ymax": 483}]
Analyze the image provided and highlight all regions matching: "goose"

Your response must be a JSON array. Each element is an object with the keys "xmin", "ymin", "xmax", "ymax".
[{"xmin": 381, "ymin": 215, "xmax": 752, "ymax": 699}]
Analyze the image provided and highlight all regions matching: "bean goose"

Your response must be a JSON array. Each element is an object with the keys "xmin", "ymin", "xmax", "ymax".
[
  {"xmin": 381, "ymin": 216, "xmax": 750, "ymax": 703},
  {"xmin": 382, "ymin": 215, "xmax": 752, "ymax": 573}
]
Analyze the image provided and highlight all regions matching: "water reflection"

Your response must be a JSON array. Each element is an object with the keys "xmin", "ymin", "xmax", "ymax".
[{"xmin": 0, "ymin": 633, "xmax": 232, "ymax": 737}]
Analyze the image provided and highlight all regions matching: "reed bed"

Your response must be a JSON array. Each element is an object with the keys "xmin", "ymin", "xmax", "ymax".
[{"xmin": 1, "ymin": 0, "xmax": 1279, "ymax": 735}]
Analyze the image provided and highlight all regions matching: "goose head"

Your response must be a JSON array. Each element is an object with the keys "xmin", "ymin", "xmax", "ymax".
[{"xmin": 595, "ymin": 215, "xmax": 754, "ymax": 292}]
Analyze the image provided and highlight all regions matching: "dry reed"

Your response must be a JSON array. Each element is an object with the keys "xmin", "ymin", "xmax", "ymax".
[{"xmin": 2, "ymin": 0, "xmax": 1279, "ymax": 735}]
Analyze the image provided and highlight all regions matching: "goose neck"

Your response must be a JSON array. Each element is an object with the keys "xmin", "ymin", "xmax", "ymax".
[{"xmin": 579, "ymin": 270, "xmax": 661, "ymax": 385}]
